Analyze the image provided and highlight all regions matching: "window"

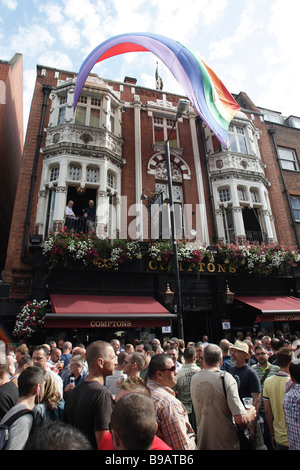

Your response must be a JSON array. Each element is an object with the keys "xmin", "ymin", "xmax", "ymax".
[
  {"xmin": 75, "ymin": 94, "xmax": 102, "ymax": 127},
  {"xmin": 153, "ymin": 181, "xmax": 183, "ymax": 239},
  {"xmin": 109, "ymin": 106, "xmax": 116, "ymax": 133},
  {"xmin": 219, "ymin": 188, "xmax": 231, "ymax": 202},
  {"xmin": 58, "ymin": 95, "xmax": 67, "ymax": 125},
  {"xmin": 228, "ymin": 125, "xmax": 248, "ymax": 154},
  {"xmin": 153, "ymin": 116, "xmax": 177, "ymax": 147},
  {"xmin": 263, "ymin": 112, "xmax": 283, "ymax": 124},
  {"xmin": 278, "ymin": 147, "xmax": 299, "ymax": 171},
  {"xmin": 87, "ymin": 167, "xmax": 99, "ymax": 183},
  {"xmin": 222, "ymin": 208, "xmax": 235, "ymax": 243},
  {"xmin": 107, "ymin": 173, "xmax": 115, "ymax": 189},
  {"xmin": 50, "ymin": 166, "xmax": 59, "ymax": 182},
  {"xmin": 238, "ymin": 188, "xmax": 246, "ymax": 201},
  {"xmin": 291, "ymin": 196, "xmax": 300, "ymax": 221},
  {"xmin": 69, "ymin": 165, "xmax": 81, "ymax": 181},
  {"xmin": 250, "ymin": 190, "xmax": 259, "ymax": 204}
]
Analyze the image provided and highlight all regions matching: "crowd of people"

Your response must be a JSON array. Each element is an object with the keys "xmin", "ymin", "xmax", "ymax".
[{"xmin": 0, "ymin": 329, "xmax": 299, "ymax": 451}]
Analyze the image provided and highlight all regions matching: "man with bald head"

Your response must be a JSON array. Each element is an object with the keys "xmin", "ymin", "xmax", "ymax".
[{"xmin": 63, "ymin": 340, "xmax": 117, "ymax": 449}]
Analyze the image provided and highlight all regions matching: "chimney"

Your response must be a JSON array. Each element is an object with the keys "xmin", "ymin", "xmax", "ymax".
[{"xmin": 124, "ymin": 76, "xmax": 137, "ymax": 84}]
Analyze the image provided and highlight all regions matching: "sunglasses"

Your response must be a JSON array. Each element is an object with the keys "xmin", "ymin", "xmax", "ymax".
[{"xmin": 159, "ymin": 365, "xmax": 176, "ymax": 372}]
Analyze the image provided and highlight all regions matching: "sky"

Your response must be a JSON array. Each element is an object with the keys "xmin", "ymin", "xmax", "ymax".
[{"xmin": 1, "ymin": 0, "xmax": 300, "ymax": 133}]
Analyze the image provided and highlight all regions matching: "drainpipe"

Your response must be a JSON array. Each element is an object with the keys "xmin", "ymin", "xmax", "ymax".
[
  {"xmin": 199, "ymin": 119, "xmax": 218, "ymax": 243},
  {"xmin": 268, "ymin": 128, "xmax": 300, "ymax": 249},
  {"xmin": 21, "ymin": 84, "xmax": 52, "ymax": 264}
]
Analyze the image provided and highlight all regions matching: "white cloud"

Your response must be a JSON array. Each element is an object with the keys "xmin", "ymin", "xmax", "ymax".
[
  {"xmin": 57, "ymin": 21, "xmax": 81, "ymax": 49},
  {"xmin": 23, "ymin": 67, "xmax": 36, "ymax": 133},
  {"xmin": 37, "ymin": 51, "xmax": 74, "ymax": 71},
  {"xmin": 254, "ymin": 0, "xmax": 300, "ymax": 115},
  {"xmin": 208, "ymin": 0, "xmax": 256, "ymax": 60},
  {"xmin": 1, "ymin": 0, "xmax": 18, "ymax": 10},
  {"xmin": 9, "ymin": 25, "xmax": 55, "ymax": 57},
  {"xmin": 38, "ymin": 3, "xmax": 64, "ymax": 25}
]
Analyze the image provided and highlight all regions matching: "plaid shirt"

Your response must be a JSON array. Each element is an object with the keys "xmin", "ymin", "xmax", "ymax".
[
  {"xmin": 147, "ymin": 380, "xmax": 196, "ymax": 450},
  {"xmin": 283, "ymin": 383, "xmax": 300, "ymax": 450}
]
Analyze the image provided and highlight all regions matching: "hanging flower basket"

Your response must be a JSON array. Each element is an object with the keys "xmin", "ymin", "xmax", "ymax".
[
  {"xmin": 148, "ymin": 239, "xmax": 210, "ymax": 271},
  {"xmin": 41, "ymin": 229, "xmax": 300, "ymax": 276},
  {"xmin": 217, "ymin": 242, "xmax": 300, "ymax": 275},
  {"xmin": 13, "ymin": 300, "xmax": 49, "ymax": 340},
  {"xmin": 41, "ymin": 229, "xmax": 142, "ymax": 272}
]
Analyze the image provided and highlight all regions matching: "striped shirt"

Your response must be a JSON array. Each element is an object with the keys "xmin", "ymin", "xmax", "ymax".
[
  {"xmin": 147, "ymin": 380, "xmax": 196, "ymax": 450},
  {"xmin": 251, "ymin": 362, "xmax": 279, "ymax": 412},
  {"xmin": 283, "ymin": 383, "xmax": 300, "ymax": 450}
]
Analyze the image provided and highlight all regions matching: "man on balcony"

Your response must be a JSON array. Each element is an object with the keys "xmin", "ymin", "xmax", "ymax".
[
  {"xmin": 65, "ymin": 200, "xmax": 77, "ymax": 231},
  {"xmin": 83, "ymin": 200, "xmax": 96, "ymax": 232}
]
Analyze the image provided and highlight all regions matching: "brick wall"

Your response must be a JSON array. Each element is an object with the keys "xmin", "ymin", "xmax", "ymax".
[
  {"xmin": 0, "ymin": 54, "xmax": 23, "ymax": 271},
  {"xmin": 3, "ymin": 66, "xmax": 75, "ymax": 296}
]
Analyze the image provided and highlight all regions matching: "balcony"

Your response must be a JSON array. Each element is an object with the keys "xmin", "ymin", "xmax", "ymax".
[
  {"xmin": 245, "ymin": 230, "xmax": 267, "ymax": 244},
  {"xmin": 43, "ymin": 124, "xmax": 123, "ymax": 162},
  {"xmin": 208, "ymin": 151, "xmax": 267, "ymax": 181}
]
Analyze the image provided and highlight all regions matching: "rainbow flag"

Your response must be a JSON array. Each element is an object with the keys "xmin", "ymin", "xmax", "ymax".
[{"xmin": 74, "ymin": 33, "xmax": 240, "ymax": 147}]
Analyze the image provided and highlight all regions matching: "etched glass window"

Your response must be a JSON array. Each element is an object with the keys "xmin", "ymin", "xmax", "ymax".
[
  {"xmin": 87, "ymin": 167, "xmax": 99, "ymax": 183},
  {"xmin": 107, "ymin": 173, "xmax": 115, "ymax": 188},
  {"xmin": 238, "ymin": 188, "xmax": 246, "ymax": 201},
  {"xmin": 250, "ymin": 190, "xmax": 259, "ymax": 203},
  {"xmin": 50, "ymin": 167, "xmax": 59, "ymax": 182},
  {"xmin": 69, "ymin": 165, "xmax": 81, "ymax": 181},
  {"xmin": 219, "ymin": 188, "xmax": 231, "ymax": 202}
]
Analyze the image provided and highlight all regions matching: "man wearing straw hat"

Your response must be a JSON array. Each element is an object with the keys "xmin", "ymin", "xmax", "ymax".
[
  {"xmin": 229, "ymin": 340, "xmax": 262, "ymax": 449},
  {"xmin": 229, "ymin": 341, "xmax": 261, "ymax": 411}
]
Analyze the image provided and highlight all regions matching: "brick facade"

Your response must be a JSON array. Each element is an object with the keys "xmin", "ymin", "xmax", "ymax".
[
  {"xmin": 1, "ymin": 64, "xmax": 300, "ymax": 341},
  {"xmin": 0, "ymin": 54, "xmax": 23, "ymax": 271}
]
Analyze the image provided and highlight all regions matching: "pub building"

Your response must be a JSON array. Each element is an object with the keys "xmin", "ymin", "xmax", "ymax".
[{"xmin": 1, "ymin": 64, "xmax": 300, "ymax": 345}]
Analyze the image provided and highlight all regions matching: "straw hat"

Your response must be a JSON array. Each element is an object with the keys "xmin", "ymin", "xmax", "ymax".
[{"xmin": 229, "ymin": 340, "xmax": 250, "ymax": 359}]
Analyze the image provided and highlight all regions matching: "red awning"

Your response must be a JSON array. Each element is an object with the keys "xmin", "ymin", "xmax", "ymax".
[
  {"xmin": 45, "ymin": 294, "xmax": 175, "ymax": 329},
  {"xmin": 235, "ymin": 296, "xmax": 300, "ymax": 323}
]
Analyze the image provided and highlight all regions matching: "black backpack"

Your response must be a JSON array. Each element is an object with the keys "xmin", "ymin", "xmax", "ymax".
[{"xmin": 0, "ymin": 409, "xmax": 33, "ymax": 450}]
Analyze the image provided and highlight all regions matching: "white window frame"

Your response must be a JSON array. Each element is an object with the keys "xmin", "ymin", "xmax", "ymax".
[
  {"xmin": 219, "ymin": 188, "xmax": 231, "ymax": 203},
  {"xmin": 278, "ymin": 147, "xmax": 299, "ymax": 171},
  {"xmin": 50, "ymin": 166, "xmax": 59, "ymax": 182},
  {"xmin": 86, "ymin": 167, "xmax": 99, "ymax": 184},
  {"xmin": 228, "ymin": 124, "xmax": 248, "ymax": 154},
  {"xmin": 58, "ymin": 95, "xmax": 67, "ymax": 125},
  {"xmin": 153, "ymin": 115, "xmax": 178, "ymax": 147},
  {"xmin": 75, "ymin": 94, "xmax": 102, "ymax": 128},
  {"xmin": 222, "ymin": 207, "xmax": 235, "ymax": 243},
  {"xmin": 69, "ymin": 165, "xmax": 81, "ymax": 181}
]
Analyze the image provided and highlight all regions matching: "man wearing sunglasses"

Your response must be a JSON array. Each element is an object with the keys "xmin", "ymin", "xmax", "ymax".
[{"xmin": 147, "ymin": 354, "xmax": 196, "ymax": 450}]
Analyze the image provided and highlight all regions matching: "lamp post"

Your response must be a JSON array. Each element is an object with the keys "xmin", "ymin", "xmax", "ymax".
[{"xmin": 165, "ymin": 99, "xmax": 190, "ymax": 340}]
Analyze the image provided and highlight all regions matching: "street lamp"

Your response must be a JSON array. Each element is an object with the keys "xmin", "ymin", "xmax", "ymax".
[
  {"xmin": 165, "ymin": 99, "xmax": 190, "ymax": 340},
  {"xmin": 223, "ymin": 281, "xmax": 235, "ymax": 305}
]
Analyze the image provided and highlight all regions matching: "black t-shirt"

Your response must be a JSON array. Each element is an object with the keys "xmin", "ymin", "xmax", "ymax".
[
  {"xmin": 229, "ymin": 365, "xmax": 261, "ymax": 400},
  {"xmin": 84, "ymin": 206, "xmax": 95, "ymax": 221},
  {"xmin": 0, "ymin": 381, "xmax": 19, "ymax": 419},
  {"xmin": 63, "ymin": 380, "xmax": 113, "ymax": 449}
]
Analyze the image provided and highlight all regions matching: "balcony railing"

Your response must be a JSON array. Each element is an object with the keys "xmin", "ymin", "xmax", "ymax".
[
  {"xmin": 65, "ymin": 216, "xmax": 95, "ymax": 233},
  {"xmin": 245, "ymin": 230, "xmax": 267, "ymax": 244}
]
